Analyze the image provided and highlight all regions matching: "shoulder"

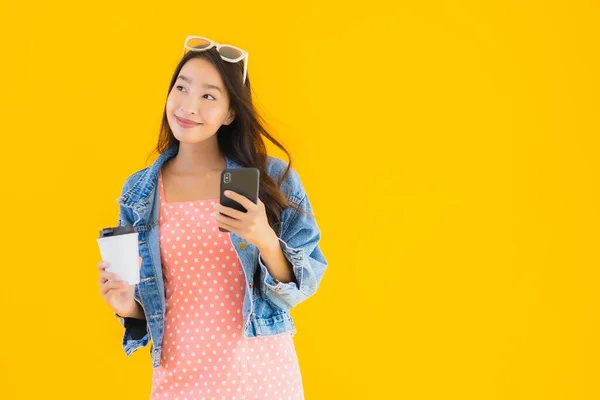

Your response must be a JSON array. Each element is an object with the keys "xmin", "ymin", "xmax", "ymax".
[
  {"xmin": 265, "ymin": 155, "xmax": 306, "ymax": 205},
  {"xmin": 120, "ymin": 167, "xmax": 150, "ymax": 196},
  {"xmin": 125, "ymin": 167, "xmax": 149, "ymax": 188}
]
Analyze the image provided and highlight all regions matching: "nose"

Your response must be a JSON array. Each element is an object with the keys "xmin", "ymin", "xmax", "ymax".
[{"xmin": 181, "ymin": 96, "xmax": 201, "ymax": 116}]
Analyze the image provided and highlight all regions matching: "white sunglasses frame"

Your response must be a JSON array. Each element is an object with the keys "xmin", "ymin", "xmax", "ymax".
[{"xmin": 182, "ymin": 35, "xmax": 248, "ymax": 85}]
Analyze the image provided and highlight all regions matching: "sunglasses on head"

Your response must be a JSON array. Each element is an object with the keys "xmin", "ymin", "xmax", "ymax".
[{"xmin": 183, "ymin": 36, "xmax": 248, "ymax": 85}]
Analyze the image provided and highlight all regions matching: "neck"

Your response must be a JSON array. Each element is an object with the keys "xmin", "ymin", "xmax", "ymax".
[{"xmin": 167, "ymin": 137, "xmax": 226, "ymax": 176}]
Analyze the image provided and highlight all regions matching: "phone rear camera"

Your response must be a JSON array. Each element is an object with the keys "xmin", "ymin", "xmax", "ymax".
[{"xmin": 224, "ymin": 173, "xmax": 231, "ymax": 183}]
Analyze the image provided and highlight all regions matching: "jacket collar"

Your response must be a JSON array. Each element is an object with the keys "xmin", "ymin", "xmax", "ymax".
[{"xmin": 117, "ymin": 142, "xmax": 242, "ymax": 211}]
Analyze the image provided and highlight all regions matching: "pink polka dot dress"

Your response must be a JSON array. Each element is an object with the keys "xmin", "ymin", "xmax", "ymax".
[{"xmin": 150, "ymin": 171, "xmax": 304, "ymax": 400}]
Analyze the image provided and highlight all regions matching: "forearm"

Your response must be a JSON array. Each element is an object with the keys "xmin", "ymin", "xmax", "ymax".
[
  {"xmin": 118, "ymin": 300, "xmax": 146, "ymax": 320},
  {"xmin": 259, "ymin": 232, "xmax": 296, "ymax": 284}
]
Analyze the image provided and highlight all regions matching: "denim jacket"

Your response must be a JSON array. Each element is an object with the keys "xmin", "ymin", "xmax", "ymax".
[{"xmin": 114, "ymin": 143, "xmax": 328, "ymax": 368}]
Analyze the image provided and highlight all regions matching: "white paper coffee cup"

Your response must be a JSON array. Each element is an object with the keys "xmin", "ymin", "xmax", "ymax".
[{"xmin": 97, "ymin": 226, "xmax": 140, "ymax": 285}]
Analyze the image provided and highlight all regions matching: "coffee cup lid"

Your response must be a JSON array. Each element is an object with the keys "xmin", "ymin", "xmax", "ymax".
[{"xmin": 99, "ymin": 225, "xmax": 136, "ymax": 238}]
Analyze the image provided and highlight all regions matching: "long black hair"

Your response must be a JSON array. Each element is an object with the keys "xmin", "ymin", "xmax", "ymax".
[{"xmin": 145, "ymin": 47, "xmax": 308, "ymax": 230}]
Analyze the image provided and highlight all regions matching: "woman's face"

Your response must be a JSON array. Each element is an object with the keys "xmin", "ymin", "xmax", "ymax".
[{"xmin": 166, "ymin": 57, "xmax": 235, "ymax": 144}]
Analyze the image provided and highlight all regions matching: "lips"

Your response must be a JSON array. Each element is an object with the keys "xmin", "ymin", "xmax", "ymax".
[{"xmin": 175, "ymin": 115, "xmax": 201, "ymax": 127}]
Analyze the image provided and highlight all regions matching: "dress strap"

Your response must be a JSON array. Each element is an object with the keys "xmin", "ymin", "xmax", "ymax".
[{"xmin": 158, "ymin": 170, "xmax": 166, "ymax": 203}]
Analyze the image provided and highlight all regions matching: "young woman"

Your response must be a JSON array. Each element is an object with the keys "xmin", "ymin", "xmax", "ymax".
[{"xmin": 96, "ymin": 36, "xmax": 328, "ymax": 399}]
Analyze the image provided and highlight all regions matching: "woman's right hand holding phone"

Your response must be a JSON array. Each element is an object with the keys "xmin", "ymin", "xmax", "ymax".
[{"xmin": 97, "ymin": 257, "xmax": 143, "ymax": 318}]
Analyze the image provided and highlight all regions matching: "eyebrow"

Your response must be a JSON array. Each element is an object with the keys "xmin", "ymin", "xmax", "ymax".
[{"xmin": 177, "ymin": 75, "xmax": 222, "ymax": 93}]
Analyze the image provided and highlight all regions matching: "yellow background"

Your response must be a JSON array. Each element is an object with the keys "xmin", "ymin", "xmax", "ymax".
[{"xmin": 0, "ymin": 0, "xmax": 598, "ymax": 399}]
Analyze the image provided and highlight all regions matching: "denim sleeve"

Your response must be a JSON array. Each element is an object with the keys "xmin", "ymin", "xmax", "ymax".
[
  {"xmin": 115, "ymin": 287, "xmax": 149, "ymax": 344},
  {"xmin": 257, "ymin": 187, "xmax": 328, "ymax": 312},
  {"xmin": 115, "ymin": 180, "xmax": 150, "ymax": 350}
]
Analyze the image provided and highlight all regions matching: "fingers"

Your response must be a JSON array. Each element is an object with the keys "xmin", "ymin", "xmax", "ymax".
[
  {"xmin": 99, "ymin": 270, "xmax": 123, "ymax": 285},
  {"xmin": 98, "ymin": 258, "xmax": 141, "ymax": 297},
  {"xmin": 223, "ymin": 190, "xmax": 257, "ymax": 212},
  {"xmin": 97, "ymin": 260, "xmax": 109, "ymax": 271},
  {"xmin": 216, "ymin": 219, "xmax": 238, "ymax": 234},
  {"xmin": 98, "ymin": 260, "xmax": 128, "ymax": 294},
  {"xmin": 216, "ymin": 213, "xmax": 243, "ymax": 230},
  {"xmin": 100, "ymin": 280, "xmax": 129, "ymax": 296},
  {"xmin": 215, "ymin": 203, "xmax": 247, "ymax": 220},
  {"xmin": 99, "ymin": 257, "xmax": 142, "ymax": 272}
]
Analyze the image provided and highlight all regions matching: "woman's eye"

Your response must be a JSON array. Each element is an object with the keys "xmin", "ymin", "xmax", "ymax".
[{"xmin": 175, "ymin": 86, "xmax": 215, "ymax": 100}]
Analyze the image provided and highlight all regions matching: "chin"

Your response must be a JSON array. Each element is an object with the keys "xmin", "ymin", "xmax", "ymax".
[{"xmin": 173, "ymin": 130, "xmax": 215, "ymax": 145}]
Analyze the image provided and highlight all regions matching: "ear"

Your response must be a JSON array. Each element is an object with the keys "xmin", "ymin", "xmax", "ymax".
[{"xmin": 224, "ymin": 109, "xmax": 236, "ymax": 126}]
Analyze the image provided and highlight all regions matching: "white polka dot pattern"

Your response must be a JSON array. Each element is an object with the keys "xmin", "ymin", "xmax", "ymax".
[{"xmin": 150, "ymin": 171, "xmax": 304, "ymax": 399}]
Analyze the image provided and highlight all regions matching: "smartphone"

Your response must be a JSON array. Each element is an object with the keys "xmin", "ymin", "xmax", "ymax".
[{"xmin": 219, "ymin": 167, "xmax": 260, "ymax": 233}]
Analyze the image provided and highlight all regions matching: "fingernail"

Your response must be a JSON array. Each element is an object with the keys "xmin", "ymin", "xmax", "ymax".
[{"xmin": 225, "ymin": 190, "xmax": 231, "ymax": 196}]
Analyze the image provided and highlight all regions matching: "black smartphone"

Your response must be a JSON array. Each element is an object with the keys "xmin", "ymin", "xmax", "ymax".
[{"xmin": 219, "ymin": 167, "xmax": 260, "ymax": 233}]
